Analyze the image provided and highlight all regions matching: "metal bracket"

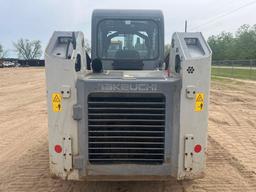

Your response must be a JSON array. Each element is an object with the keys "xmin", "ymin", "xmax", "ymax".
[
  {"xmin": 61, "ymin": 85, "xmax": 71, "ymax": 99},
  {"xmin": 184, "ymin": 134, "xmax": 194, "ymax": 171},
  {"xmin": 63, "ymin": 136, "xmax": 73, "ymax": 172},
  {"xmin": 186, "ymin": 86, "xmax": 196, "ymax": 99}
]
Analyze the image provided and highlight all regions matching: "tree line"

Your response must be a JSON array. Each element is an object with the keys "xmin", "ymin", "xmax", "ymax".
[
  {"xmin": 0, "ymin": 38, "xmax": 91, "ymax": 60},
  {"xmin": 164, "ymin": 24, "xmax": 256, "ymax": 61},
  {"xmin": 207, "ymin": 24, "xmax": 256, "ymax": 60},
  {"xmin": 0, "ymin": 39, "xmax": 43, "ymax": 59}
]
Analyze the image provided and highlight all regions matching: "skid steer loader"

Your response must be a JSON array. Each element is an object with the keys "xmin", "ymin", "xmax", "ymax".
[{"xmin": 45, "ymin": 9, "xmax": 212, "ymax": 181}]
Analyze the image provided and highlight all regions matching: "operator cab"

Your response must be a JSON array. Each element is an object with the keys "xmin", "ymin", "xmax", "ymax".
[{"xmin": 91, "ymin": 10, "xmax": 165, "ymax": 70}]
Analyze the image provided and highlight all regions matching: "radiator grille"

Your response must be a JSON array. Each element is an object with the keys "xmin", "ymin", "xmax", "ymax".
[{"xmin": 88, "ymin": 93, "xmax": 166, "ymax": 164}]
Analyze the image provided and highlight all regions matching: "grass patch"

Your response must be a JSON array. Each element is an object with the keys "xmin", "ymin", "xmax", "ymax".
[{"xmin": 211, "ymin": 67, "xmax": 256, "ymax": 80}]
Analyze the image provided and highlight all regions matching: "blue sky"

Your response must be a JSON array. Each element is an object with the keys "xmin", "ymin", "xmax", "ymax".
[{"xmin": 0, "ymin": 0, "xmax": 255, "ymax": 57}]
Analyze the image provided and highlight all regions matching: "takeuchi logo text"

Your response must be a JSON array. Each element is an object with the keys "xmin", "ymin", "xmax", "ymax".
[{"xmin": 99, "ymin": 83, "xmax": 158, "ymax": 92}]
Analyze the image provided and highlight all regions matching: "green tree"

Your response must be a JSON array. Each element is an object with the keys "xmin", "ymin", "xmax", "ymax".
[
  {"xmin": 207, "ymin": 24, "xmax": 256, "ymax": 60},
  {"xmin": 14, "ymin": 39, "xmax": 42, "ymax": 59},
  {"xmin": 234, "ymin": 24, "xmax": 256, "ymax": 59},
  {"xmin": 208, "ymin": 32, "xmax": 235, "ymax": 60}
]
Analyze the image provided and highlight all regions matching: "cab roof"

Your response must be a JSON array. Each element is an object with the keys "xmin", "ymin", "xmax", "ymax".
[{"xmin": 92, "ymin": 9, "xmax": 164, "ymax": 21}]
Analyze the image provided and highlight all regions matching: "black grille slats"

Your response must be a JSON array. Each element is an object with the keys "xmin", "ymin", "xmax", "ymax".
[{"xmin": 88, "ymin": 93, "xmax": 165, "ymax": 164}]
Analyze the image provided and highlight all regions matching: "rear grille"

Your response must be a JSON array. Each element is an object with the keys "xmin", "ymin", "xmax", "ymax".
[{"xmin": 88, "ymin": 93, "xmax": 166, "ymax": 164}]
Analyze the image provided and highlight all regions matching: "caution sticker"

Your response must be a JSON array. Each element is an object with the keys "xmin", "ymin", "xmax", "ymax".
[
  {"xmin": 195, "ymin": 93, "xmax": 204, "ymax": 112},
  {"xmin": 52, "ymin": 93, "xmax": 62, "ymax": 112}
]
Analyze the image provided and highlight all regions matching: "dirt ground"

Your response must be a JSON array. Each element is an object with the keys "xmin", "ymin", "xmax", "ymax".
[{"xmin": 0, "ymin": 68, "xmax": 255, "ymax": 192}]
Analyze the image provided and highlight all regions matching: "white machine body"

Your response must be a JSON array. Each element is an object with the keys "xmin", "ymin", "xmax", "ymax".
[{"xmin": 45, "ymin": 10, "xmax": 212, "ymax": 181}]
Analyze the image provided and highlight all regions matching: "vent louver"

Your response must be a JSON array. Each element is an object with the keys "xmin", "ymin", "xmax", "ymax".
[{"xmin": 88, "ymin": 93, "xmax": 166, "ymax": 164}]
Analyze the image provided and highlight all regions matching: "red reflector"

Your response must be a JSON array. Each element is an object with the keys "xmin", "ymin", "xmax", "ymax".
[
  {"xmin": 54, "ymin": 145, "xmax": 62, "ymax": 153},
  {"xmin": 194, "ymin": 144, "xmax": 202, "ymax": 153}
]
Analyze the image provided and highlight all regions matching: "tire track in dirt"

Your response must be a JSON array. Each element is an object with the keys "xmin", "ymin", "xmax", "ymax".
[
  {"xmin": 209, "ymin": 79, "xmax": 256, "ymax": 176},
  {"xmin": 208, "ymin": 136, "xmax": 256, "ymax": 179}
]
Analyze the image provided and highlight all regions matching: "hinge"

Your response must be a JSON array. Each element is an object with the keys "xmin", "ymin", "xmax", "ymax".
[
  {"xmin": 73, "ymin": 104, "xmax": 82, "ymax": 120},
  {"xmin": 63, "ymin": 136, "xmax": 73, "ymax": 172},
  {"xmin": 184, "ymin": 134, "xmax": 194, "ymax": 172}
]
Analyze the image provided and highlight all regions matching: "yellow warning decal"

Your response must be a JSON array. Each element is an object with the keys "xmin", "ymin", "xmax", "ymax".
[
  {"xmin": 195, "ymin": 93, "xmax": 204, "ymax": 112},
  {"xmin": 52, "ymin": 93, "xmax": 62, "ymax": 112}
]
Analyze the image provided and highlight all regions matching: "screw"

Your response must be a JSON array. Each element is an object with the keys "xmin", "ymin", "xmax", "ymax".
[
  {"xmin": 190, "ymin": 168, "xmax": 193, "ymax": 171},
  {"xmin": 185, "ymin": 153, "xmax": 188, "ymax": 156},
  {"xmin": 63, "ymin": 153, "xmax": 66, "ymax": 156},
  {"xmin": 193, "ymin": 91, "xmax": 196, "ymax": 94},
  {"xmin": 187, "ymin": 91, "xmax": 190, "ymax": 94},
  {"xmin": 67, "ymin": 91, "xmax": 70, "ymax": 94},
  {"xmin": 185, "ymin": 137, "xmax": 188, "ymax": 140},
  {"xmin": 191, "ymin": 137, "xmax": 194, "ymax": 140},
  {"xmin": 64, "ymin": 168, "xmax": 67, "ymax": 172},
  {"xmin": 191, "ymin": 152, "xmax": 193, "ymax": 156},
  {"xmin": 68, "ymin": 138, "xmax": 71, "ymax": 140},
  {"xmin": 69, "ymin": 153, "xmax": 72, "ymax": 156},
  {"xmin": 184, "ymin": 168, "xmax": 187, "ymax": 171},
  {"xmin": 63, "ymin": 138, "xmax": 65, "ymax": 140},
  {"xmin": 61, "ymin": 91, "xmax": 64, "ymax": 94}
]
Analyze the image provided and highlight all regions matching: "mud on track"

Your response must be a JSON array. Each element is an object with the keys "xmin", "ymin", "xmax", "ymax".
[{"xmin": 0, "ymin": 68, "xmax": 255, "ymax": 192}]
